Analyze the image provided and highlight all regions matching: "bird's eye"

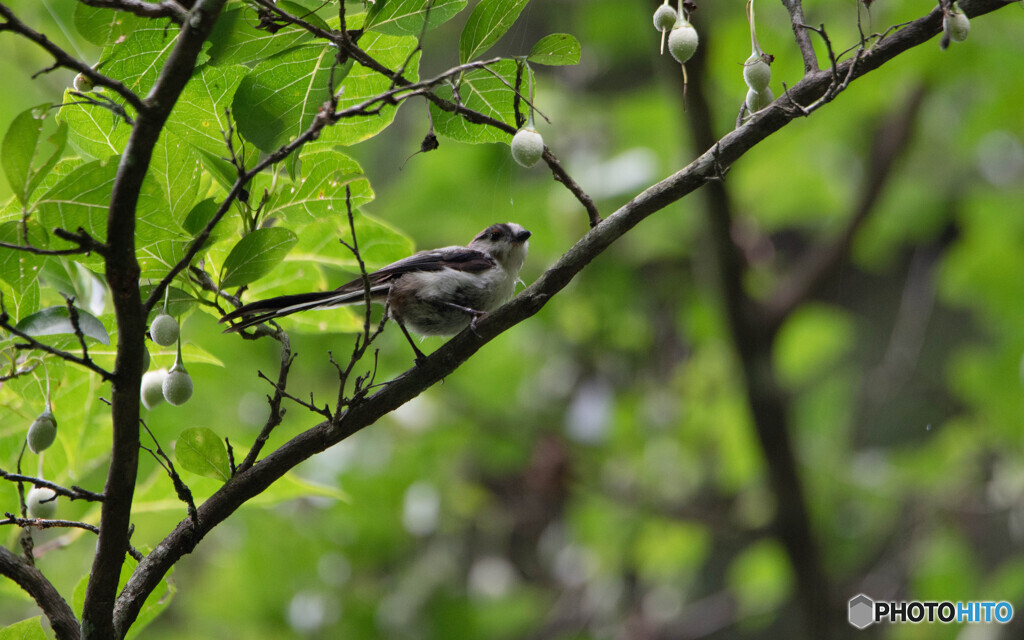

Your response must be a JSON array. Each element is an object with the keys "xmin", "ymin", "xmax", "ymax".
[{"xmin": 489, "ymin": 232, "xmax": 501, "ymax": 241}]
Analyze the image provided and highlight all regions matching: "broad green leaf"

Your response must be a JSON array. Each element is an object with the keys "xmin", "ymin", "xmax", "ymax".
[
  {"xmin": 57, "ymin": 89, "xmax": 131, "ymax": 160},
  {"xmin": 175, "ymin": 427, "xmax": 230, "ymax": 481},
  {"xmin": 36, "ymin": 159, "xmax": 182, "ymax": 254},
  {"xmin": 429, "ymin": 59, "xmax": 528, "ymax": 144},
  {"xmin": 0, "ymin": 278, "xmax": 39, "ymax": 322},
  {"xmin": 14, "ymin": 305, "xmax": 110, "ymax": 345},
  {"xmin": 0, "ymin": 221, "xmax": 46, "ymax": 290},
  {"xmin": 365, "ymin": 0, "xmax": 468, "ymax": 36},
  {"xmin": 73, "ymin": 3, "xmax": 142, "ymax": 46},
  {"xmin": 286, "ymin": 211, "xmax": 414, "ymax": 272},
  {"xmin": 233, "ymin": 44, "xmax": 348, "ymax": 153},
  {"xmin": 263, "ymin": 147, "xmax": 373, "ymax": 227},
  {"xmin": 2, "ymin": 105, "xmax": 67, "ymax": 206},
  {"xmin": 458, "ymin": 0, "xmax": 530, "ymax": 64},
  {"xmin": 101, "ymin": 22, "xmax": 207, "ymax": 98},
  {"xmin": 183, "ymin": 197, "xmax": 221, "ymax": 236},
  {"xmin": 150, "ymin": 132, "xmax": 202, "ymax": 223},
  {"xmin": 207, "ymin": 7, "xmax": 314, "ymax": 67},
  {"xmin": 0, "ymin": 617, "xmax": 47, "ymax": 640},
  {"xmin": 166, "ymin": 64, "xmax": 247, "ymax": 158},
  {"xmin": 320, "ymin": 30, "xmax": 420, "ymax": 146},
  {"xmin": 220, "ymin": 227, "xmax": 299, "ymax": 288},
  {"xmin": 527, "ymin": 33, "xmax": 581, "ymax": 66}
]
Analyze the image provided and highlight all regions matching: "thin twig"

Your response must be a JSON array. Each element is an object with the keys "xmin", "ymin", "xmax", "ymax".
[
  {"xmin": 0, "ymin": 469, "xmax": 105, "ymax": 502},
  {"xmin": 0, "ymin": 297, "xmax": 114, "ymax": 381},
  {"xmin": 140, "ymin": 420, "xmax": 197, "ymax": 528},
  {"xmin": 2, "ymin": 513, "xmax": 143, "ymax": 562}
]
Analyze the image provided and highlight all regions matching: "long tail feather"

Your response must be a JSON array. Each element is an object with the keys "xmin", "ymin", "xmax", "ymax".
[{"xmin": 220, "ymin": 286, "xmax": 386, "ymax": 332}]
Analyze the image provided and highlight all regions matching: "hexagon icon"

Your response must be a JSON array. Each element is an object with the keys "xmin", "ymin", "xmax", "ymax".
[{"xmin": 848, "ymin": 594, "xmax": 875, "ymax": 629}]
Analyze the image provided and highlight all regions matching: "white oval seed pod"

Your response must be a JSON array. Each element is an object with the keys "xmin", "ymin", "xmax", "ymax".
[
  {"xmin": 944, "ymin": 10, "xmax": 970, "ymax": 43},
  {"xmin": 73, "ymin": 73, "xmax": 94, "ymax": 92},
  {"xmin": 141, "ymin": 368, "xmax": 168, "ymax": 410},
  {"xmin": 163, "ymin": 369, "xmax": 193, "ymax": 406},
  {"xmin": 743, "ymin": 54, "xmax": 771, "ymax": 93},
  {"xmin": 511, "ymin": 127, "xmax": 545, "ymax": 168},
  {"xmin": 149, "ymin": 314, "xmax": 179, "ymax": 347},
  {"xmin": 667, "ymin": 21, "xmax": 699, "ymax": 64},
  {"xmin": 653, "ymin": 4, "xmax": 677, "ymax": 32},
  {"xmin": 745, "ymin": 87, "xmax": 775, "ymax": 114},
  {"xmin": 27, "ymin": 487, "xmax": 58, "ymax": 519}
]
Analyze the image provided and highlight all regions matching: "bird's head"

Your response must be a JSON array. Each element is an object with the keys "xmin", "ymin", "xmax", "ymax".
[{"xmin": 470, "ymin": 222, "xmax": 531, "ymax": 272}]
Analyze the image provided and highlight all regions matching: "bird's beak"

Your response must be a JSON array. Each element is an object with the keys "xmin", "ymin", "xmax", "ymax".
[{"xmin": 515, "ymin": 229, "xmax": 532, "ymax": 242}]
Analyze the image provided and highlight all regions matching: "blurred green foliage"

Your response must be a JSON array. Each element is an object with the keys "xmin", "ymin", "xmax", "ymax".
[{"xmin": 2, "ymin": 0, "xmax": 1023, "ymax": 639}]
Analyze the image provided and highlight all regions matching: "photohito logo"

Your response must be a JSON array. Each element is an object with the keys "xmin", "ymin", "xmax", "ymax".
[{"xmin": 848, "ymin": 594, "xmax": 1014, "ymax": 629}]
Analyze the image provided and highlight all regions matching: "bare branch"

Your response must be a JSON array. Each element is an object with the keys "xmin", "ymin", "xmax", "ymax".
[
  {"xmin": 0, "ymin": 469, "xmax": 105, "ymax": 502},
  {"xmin": 0, "ymin": 3, "xmax": 145, "ymax": 113},
  {"xmin": 237, "ymin": 335, "xmax": 302, "ymax": 473},
  {"xmin": 0, "ymin": 545, "xmax": 80, "ymax": 640}
]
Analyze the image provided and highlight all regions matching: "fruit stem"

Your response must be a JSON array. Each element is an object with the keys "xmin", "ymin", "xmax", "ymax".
[{"xmin": 747, "ymin": 0, "xmax": 763, "ymax": 57}]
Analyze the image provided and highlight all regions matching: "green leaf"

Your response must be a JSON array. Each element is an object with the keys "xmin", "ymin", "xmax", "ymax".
[
  {"xmin": 0, "ymin": 279, "xmax": 39, "ymax": 323},
  {"xmin": 262, "ymin": 146, "xmax": 373, "ymax": 227},
  {"xmin": 2, "ymin": 105, "xmax": 67, "ymax": 207},
  {"xmin": 232, "ymin": 44, "xmax": 349, "ymax": 153},
  {"xmin": 527, "ymin": 33, "xmax": 581, "ymax": 66},
  {"xmin": 459, "ymin": 0, "xmax": 531, "ymax": 64},
  {"xmin": 175, "ymin": 427, "xmax": 230, "ymax": 481},
  {"xmin": 0, "ymin": 221, "xmax": 46, "ymax": 290},
  {"xmin": 101, "ymin": 22, "xmax": 205, "ymax": 98},
  {"xmin": 36, "ymin": 159, "xmax": 182, "ymax": 255},
  {"xmin": 166, "ymin": 64, "xmax": 247, "ymax": 158},
  {"xmin": 73, "ymin": 3, "xmax": 142, "ymax": 46},
  {"xmin": 365, "ymin": 0, "xmax": 468, "ymax": 36},
  {"xmin": 429, "ymin": 59, "xmax": 528, "ymax": 144},
  {"xmin": 182, "ymin": 197, "xmax": 220, "ymax": 237},
  {"xmin": 150, "ymin": 131, "xmax": 202, "ymax": 223},
  {"xmin": 0, "ymin": 617, "xmax": 47, "ymax": 640},
  {"xmin": 319, "ymin": 30, "xmax": 420, "ymax": 146},
  {"xmin": 57, "ymin": 89, "xmax": 131, "ymax": 160},
  {"xmin": 220, "ymin": 227, "xmax": 299, "ymax": 288},
  {"xmin": 14, "ymin": 305, "xmax": 110, "ymax": 345},
  {"xmin": 207, "ymin": 7, "xmax": 314, "ymax": 67}
]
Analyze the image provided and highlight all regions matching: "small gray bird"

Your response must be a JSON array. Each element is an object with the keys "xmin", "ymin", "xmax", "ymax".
[{"xmin": 220, "ymin": 222, "xmax": 532, "ymax": 362}]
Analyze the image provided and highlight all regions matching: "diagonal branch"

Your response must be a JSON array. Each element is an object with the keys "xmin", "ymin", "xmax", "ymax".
[
  {"xmin": 0, "ymin": 3, "xmax": 145, "ymax": 114},
  {"xmin": 113, "ymin": 0, "xmax": 1013, "ymax": 632},
  {"xmin": 0, "ymin": 545, "xmax": 80, "ymax": 640}
]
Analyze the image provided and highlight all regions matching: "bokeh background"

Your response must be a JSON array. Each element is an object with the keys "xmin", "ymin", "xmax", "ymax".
[{"xmin": 2, "ymin": 1, "xmax": 1023, "ymax": 638}]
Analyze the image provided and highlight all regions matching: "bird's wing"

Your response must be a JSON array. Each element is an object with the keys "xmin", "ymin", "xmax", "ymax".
[{"xmin": 331, "ymin": 246, "xmax": 496, "ymax": 295}]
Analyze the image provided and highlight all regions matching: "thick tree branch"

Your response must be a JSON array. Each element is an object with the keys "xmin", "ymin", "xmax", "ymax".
[
  {"xmin": 113, "ymin": 2, "xmax": 1015, "ymax": 631},
  {"xmin": 83, "ymin": 1, "xmax": 228, "ymax": 638},
  {"xmin": 0, "ymin": 3, "xmax": 145, "ymax": 114},
  {"xmin": 0, "ymin": 545, "xmax": 80, "ymax": 640}
]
